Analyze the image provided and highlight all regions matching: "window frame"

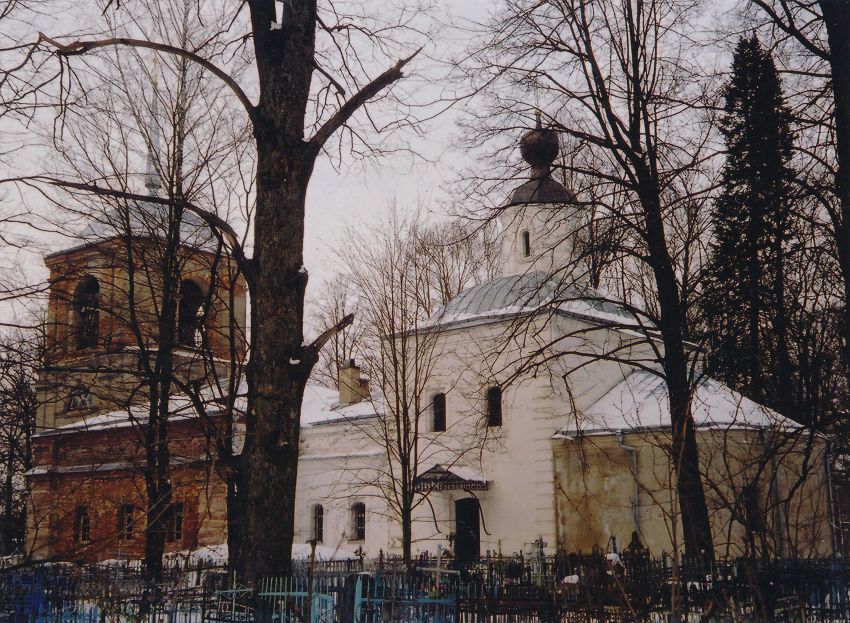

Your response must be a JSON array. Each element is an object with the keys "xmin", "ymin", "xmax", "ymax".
[
  {"xmin": 741, "ymin": 483, "xmax": 764, "ymax": 533},
  {"xmin": 165, "ymin": 502, "xmax": 184, "ymax": 543},
  {"xmin": 67, "ymin": 388, "xmax": 94, "ymax": 412},
  {"xmin": 73, "ymin": 276, "xmax": 100, "ymax": 351},
  {"xmin": 350, "ymin": 502, "xmax": 366, "ymax": 542},
  {"xmin": 117, "ymin": 504, "xmax": 135, "ymax": 542},
  {"xmin": 177, "ymin": 279, "xmax": 206, "ymax": 348},
  {"xmin": 521, "ymin": 230, "xmax": 531, "ymax": 258},
  {"xmin": 311, "ymin": 503, "xmax": 324, "ymax": 543}
]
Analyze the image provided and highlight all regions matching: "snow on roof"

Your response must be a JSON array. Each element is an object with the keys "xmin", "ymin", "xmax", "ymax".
[
  {"xmin": 301, "ymin": 383, "xmax": 383, "ymax": 426},
  {"xmin": 37, "ymin": 394, "xmax": 201, "ymax": 436},
  {"xmin": 37, "ymin": 382, "xmax": 381, "ymax": 437},
  {"xmin": 424, "ymin": 271, "xmax": 647, "ymax": 330},
  {"xmin": 557, "ymin": 370, "xmax": 793, "ymax": 436}
]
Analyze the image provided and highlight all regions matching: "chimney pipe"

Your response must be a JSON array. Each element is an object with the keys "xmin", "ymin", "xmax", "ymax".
[{"xmin": 339, "ymin": 359, "xmax": 366, "ymax": 405}]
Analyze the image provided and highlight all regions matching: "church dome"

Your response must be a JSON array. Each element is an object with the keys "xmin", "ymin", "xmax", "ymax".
[
  {"xmin": 506, "ymin": 116, "xmax": 575, "ymax": 207},
  {"xmin": 507, "ymin": 177, "xmax": 576, "ymax": 207},
  {"xmin": 519, "ymin": 126, "xmax": 559, "ymax": 170},
  {"xmin": 78, "ymin": 200, "xmax": 215, "ymax": 251}
]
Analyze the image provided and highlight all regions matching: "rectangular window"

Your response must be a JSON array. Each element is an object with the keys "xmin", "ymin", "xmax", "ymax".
[
  {"xmin": 312, "ymin": 504, "xmax": 324, "ymax": 543},
  {"xmin": 742, "ymin": 484, "xmax": 764, "ymax": 533},
  {"xmin": 433, "ymin": 393, "xmax": 446, "ymax": 432},
  {"xmin": 166, "ymin": 502, "xmax": 184, "ymax": 543},
  {"xmin": 73, "ymin": 506, "xmax": 90, "ymax": 544},
  {"xmin": 117, "ymin": 504, "xmax": 135, "ymax": 542},
  {"xmin": 350, "ymin": 502, "xmax": 365, "ymax": 541},
  {"xmin": 486, "ymin": 386, "xmax": 502, "ymax": 427}
]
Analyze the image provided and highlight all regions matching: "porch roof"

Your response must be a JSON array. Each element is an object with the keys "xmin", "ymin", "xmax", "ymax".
[{"xmin": 413, "ymin": 464, "xmax": 489, "ymax": 492}]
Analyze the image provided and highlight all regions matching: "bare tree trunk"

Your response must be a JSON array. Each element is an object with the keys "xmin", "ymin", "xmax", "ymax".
[
  {"xmin": 143, "ymin": 207, "xmax": 181, "ymax": 584},
  {"xmin": 639, "ymin": 181, "xmax": 714, "ymax": 565},
  {"xmin": 235, "ymin": 152, "xmax": 314, "ymax": 584}
]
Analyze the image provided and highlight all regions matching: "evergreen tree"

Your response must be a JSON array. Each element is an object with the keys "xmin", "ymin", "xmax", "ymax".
[{"xmin": 704, "ymin": 35, "xmax": 796, "ymax": 412}]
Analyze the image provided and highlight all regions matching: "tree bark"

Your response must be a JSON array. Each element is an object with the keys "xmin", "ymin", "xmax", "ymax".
[{"xmin": 231, "ymin": 0, "xmax": 318, "ymax": 587}]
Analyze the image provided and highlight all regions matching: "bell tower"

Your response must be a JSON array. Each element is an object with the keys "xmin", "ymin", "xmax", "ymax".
[
  {"xmin": 36, "ymin": 222, "xmax": 247, "ymax": 432},
  {"xmin": 500, "ymin": 116, "xmax": 584, "ymax": 280}
]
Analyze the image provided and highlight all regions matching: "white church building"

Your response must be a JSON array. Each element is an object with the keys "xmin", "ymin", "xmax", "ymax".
[{"xmin": 292, "ymin": 124, "xmax": 835, "ymax": 563}]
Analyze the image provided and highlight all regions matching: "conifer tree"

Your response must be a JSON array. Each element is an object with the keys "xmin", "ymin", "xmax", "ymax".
[{"xmin": 704, "ymin": 35, "xmax": 796, "ymax": 411}]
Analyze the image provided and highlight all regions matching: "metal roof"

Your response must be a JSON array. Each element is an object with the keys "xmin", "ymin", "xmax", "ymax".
[
  {"xmin": 78, "ymin": 200, "xmax": 216, "ymax": 251},
  {"xmin": 506, "ymin": 176, "xmax": 576, "ymax": 207},
  {"xmin": 441, "ymin": 272, "xmax": 555, "ymax": 318}
]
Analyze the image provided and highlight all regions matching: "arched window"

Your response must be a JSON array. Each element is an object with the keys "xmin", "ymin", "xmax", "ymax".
[
  {"xmin": 486, "ymin": 386, "xmax": 502, "ymax": 427},
  {"xmin": 350, "ymin": 502, "xmax": 365, "ymax": 541},
  {"xmin": 178, "ymin": 280, "xmax": 205, "ymax": 347},
  {"xmin": 73, "ymin": 276, "xmax": 100, "ymax": 350},
  {"xmin": 73, "ymin": 506, "xmax": 91, "ymax": 544},
  {"xmin": 117, "ymin": 504, "xmax": 135, "ymax": 542},
  {"xmin": 432, "ymin": 393, "xmax": 446, "ymax": 432},
  {"xmin": 521, "ymin": 230, "xmax": 531, "ymax": 257},
  {"xmin": 311, "ymin": 504, "xmax": 324, "ymax": 543}
]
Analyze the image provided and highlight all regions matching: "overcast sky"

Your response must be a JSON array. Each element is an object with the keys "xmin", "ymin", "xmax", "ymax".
[
  {"xmin": 0, "ymin": 0, "xmax": 505, "ymax": 327},
  {"xmin": 0, "ymin": 0, "xmax": 739, "ymax": 330}
]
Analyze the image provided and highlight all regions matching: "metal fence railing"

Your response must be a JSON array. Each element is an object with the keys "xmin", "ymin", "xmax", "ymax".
[{"xmin": 2, "ymin": 553, "xmax": 850, "ymax": 622}]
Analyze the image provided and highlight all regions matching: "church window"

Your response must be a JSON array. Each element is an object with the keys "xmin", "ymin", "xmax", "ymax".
[
  {"xmin": 742, "ymin": 484, "xmax": 764, "ymax": 533},
  {"xmin": 522, "ymin": 230, "xmax": 531, "ymax": 257},
  {"xmin": 486, "ymin": 386, "xmax": 502, "ymax": 427},
  {"xmin": 432, "ymin": 393, "xmax": 446, "ymax": 432},
  {"xmin": 73, "ymin": 506, "xmax": 91, "ymax": 544},
  {"xmin": 73, "ymin": 276, "xmax": 100, "ymax": 350},
  {"xmin": 117, "ymin": 504, "xmax": 135, "ymax": 542},
  {"xmin": 67, "ymin": 389, "xmax": 93, "ymax": 411},
  {"xmin": 165, "ymin": 502, "xmax": 184, "ymax": 543},
  {"xmin": 311, "ymin": 504, "xmax": 324, "ymax": 543},
  {"xmin": 350, "ymin": 502, "xmax": 365, "ymax": 541},
  {"xmin": 178, "ymin": 280, "xmax": 205, "ymax": 348}
]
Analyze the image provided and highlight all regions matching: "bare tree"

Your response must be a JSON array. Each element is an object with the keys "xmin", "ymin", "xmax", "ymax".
[
  {"xmin": 1, "ymin": 0, "xmax": 429, "ymax": 588},
  {"xmin": 14, "ymin": 0, "xmax": 250, "ymax": 580},
  {"xmin": 309, "ymin": 275, "xmax": 364, "ymax": 390},
  {"xmin": 325, "ymin": 212, "xmax": 495, "ymax": 563},
  {"xmin": 0, "ymin": 329, "xmax": 38, "ymax": 555},
  {"xmin": 463, "ymin": 0, "xmax": 716, "ymax": 569}
]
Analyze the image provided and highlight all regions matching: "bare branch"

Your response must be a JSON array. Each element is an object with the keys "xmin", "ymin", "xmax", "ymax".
[
  {"xmin": 308, "ymin": 47, "xmax": 422, "ymax": 151},
  {"xmin": 37, "ymin": 33, "xmax": 258, "ymax": 124}
]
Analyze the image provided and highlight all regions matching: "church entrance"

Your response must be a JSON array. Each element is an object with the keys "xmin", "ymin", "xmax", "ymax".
[{"xmin": 454, "ymin": 498, "xmax": 480, "ymax": 566}]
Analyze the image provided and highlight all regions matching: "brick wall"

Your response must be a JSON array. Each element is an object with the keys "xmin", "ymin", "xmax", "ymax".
[{"xmin": 27, "ymin": 416, "xmax": 230, "ymax": 562}]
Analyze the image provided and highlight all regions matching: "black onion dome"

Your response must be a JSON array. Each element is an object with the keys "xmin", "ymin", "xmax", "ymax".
[
  {"xmin": 506, "ymin": 116, "xmax": 575, "ymax": 207},
  {"xmin": 519, "ymin": 126, "xmax": 559, "ymax": 172}
]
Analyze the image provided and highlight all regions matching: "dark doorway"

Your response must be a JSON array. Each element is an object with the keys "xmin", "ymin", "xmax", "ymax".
[{"xmin": 455, "ymin": 498, "xmax": 480, "ymax": 566}]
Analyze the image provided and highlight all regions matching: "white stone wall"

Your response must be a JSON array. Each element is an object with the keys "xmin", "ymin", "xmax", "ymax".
[{"xmin": 293, "ymin": 309, "xmax": 631, "ymax": 559}]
